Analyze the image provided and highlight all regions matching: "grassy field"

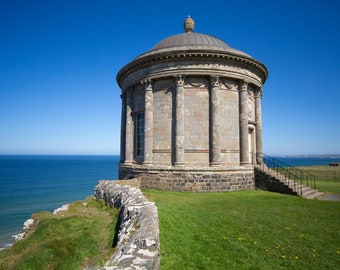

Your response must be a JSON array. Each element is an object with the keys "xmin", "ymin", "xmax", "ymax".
[
  {"xmin": 1, "ymin": 165, "xmax": 339, "ymax": 269},
  {"xmin": 298, "ymin": 165, "xmax": 340, "ymax": 193},
  {"xmin": 0, "ymin": 196, "xmax": 119, "ymax": 270},
  {"xmin": 144, "ymin": 190, "xmax": 340, "ymax": 270}
]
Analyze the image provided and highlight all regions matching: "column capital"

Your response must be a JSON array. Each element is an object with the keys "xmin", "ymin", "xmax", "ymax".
[
  {"xmin": 173, "ymin": 75, "xmax": 185, "ymax": 86},
  {"xmin": 239, "ymin": 80, "xmax": 249, "ymax": 91},
  {"xmin": 254, "ymin": 89, "xmax": 263, "ymax": 99},
  {"xmin": 141, "ymin": 78, "xmax": 152, "ymax": 90},
  {"xmin": 210, "ymin": 75, "xmax": 221, "ymax": 88}
]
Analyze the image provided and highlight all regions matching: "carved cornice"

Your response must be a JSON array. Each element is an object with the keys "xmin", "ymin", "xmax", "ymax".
[
  {"xmin": 117, "ymin": 49, "xmax": 268, "ymax": 90},
  {"xmin": 120, "ymin": 63, "xmax": 264, "ymax": 92}
]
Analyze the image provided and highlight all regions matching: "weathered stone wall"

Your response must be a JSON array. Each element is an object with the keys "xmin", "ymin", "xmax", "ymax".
[
  {"xmin": 184, "ymin": 77, "xmax": 209, "ymax": 165},
  {"xmin": 120, "ymin": 165, "xmax": 255, "ymax": 192},
  {"xmin": 92, "ymin": 180, "xmax": 159, "ymax": 270},
  {"xmin": 219, "ymin": 78, "xmax": 240, "ymax": 165},
  {"xmin": 152, "ymin": 79, "xmax": 174, "ymax": 165}
]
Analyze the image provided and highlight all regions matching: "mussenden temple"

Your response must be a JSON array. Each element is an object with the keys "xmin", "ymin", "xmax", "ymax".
[
  {"xmin": 116, "ymin": 17, "xmax": 268, "ymax": 192},
  {"xmin": 94, "ymin": 17, "xmax": 323, "ymax": 268}
]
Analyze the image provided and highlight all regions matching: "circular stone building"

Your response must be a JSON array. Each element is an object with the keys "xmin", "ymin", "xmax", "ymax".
[{"xmin": 116, "ymin": 17, "xmax": 268, "ymax": 191}]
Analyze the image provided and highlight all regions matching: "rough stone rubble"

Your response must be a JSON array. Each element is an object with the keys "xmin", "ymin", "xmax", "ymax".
[{"xmin": 91, "ymin": 180, "xmax": 160, "ymax": 270}]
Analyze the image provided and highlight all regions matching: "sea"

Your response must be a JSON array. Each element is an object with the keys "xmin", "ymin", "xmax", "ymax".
[
  {"xmin": 0, "ymin": 155, "xmax": 120, "ymax": 250},
  {"xmin": 0, "ymin": 154, "xmax": 339, "ymax": 250}
]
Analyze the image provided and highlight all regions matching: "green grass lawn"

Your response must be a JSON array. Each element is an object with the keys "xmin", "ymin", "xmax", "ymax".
[
  {"xmin": 298, "ymin": 165, "xmax": 340, "ymax": 193},
  {"xmin": 0, "ymin": 196, "xmax": 119, "ymax": 270},
  {"xmin": 316, "ymin": 180, "xmax": 340, "ymax": 193},
  {"xmin": 144, "ymin": 189, "xmax": 340, "ymax": 270}
]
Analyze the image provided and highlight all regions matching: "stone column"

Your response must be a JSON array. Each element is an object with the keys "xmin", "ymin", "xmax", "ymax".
[
  {"xmin": 255, "ymin": 89, "xmax": 263, "ymax": 164},
  {"xmin": 239, "ymin": 81, "xmax": 250, "ymax": 166},
  {"xmin": 124, "ymin": 89, "xmax": 133, "ymax": 164},
  {"xmin": 143, "ymin": 79, "xmax": 153, "ymax": 165},
  {"xmin": 174, "ymin": 75, "xmax": 185, "ymax": 166},
  {"xmin": 210, "ymin": 76, "xmax": 221, "ymax": 166},
  {"xmin": 120, "ymin": 93, "xmax": 126, "ymax": 164}
]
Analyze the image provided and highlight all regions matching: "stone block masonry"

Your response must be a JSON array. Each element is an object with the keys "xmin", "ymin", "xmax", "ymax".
[
  {"xmin": 91, "ymin": 180, "xmax": 159, "ymax": 270},
  {"xmin": 120, "ymin": 165, "xmax": 255, "ymax": 192}
]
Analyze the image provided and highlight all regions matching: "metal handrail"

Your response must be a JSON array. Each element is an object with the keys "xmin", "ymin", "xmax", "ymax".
[{"xmin": 253, "ymin": 153, "xmax": 316, "ymax": 195}]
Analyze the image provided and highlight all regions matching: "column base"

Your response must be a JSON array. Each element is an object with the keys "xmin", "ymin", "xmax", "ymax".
[
  {"xmin": 210, "ymin": 162, "xmax": 222, "ymax": 167},
  {"xmin": 142, "ymin": 161, "xmax": 153, "ymax": 166},
  {"xmin": 174, "ymin": 162, "xmax": 185, "ymax": 167},
  {"xmin": 240, "ymin": 162, "xmax": 252, "ymax": 168}
]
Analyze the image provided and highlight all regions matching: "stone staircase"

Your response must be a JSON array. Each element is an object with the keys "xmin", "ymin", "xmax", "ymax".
[{"xmin": 255, "ymin": 165, "xmax": 323, "ymax": 199}]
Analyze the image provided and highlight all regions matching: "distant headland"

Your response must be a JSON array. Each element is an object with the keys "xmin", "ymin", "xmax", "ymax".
[{"xmin": 273, "ymin": 154, "xmax": 340, "ymax": 159}]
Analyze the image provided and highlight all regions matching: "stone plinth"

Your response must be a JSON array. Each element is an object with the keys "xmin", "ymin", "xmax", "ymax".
[{"xmin": 120, "ymin": 164, "xmax": 255, "ymax": 192}]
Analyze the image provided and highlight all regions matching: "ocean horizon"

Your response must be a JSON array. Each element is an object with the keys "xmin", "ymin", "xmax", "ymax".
[
  {"xmin": 0, "ymin": 154, "xmax": 339, "ymax": 250},
  {"xmin": 0, "ymin": 155, "xmax": 120, "ymax": 250}
]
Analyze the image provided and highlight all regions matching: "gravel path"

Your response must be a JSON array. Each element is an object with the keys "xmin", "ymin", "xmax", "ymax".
[{"xmin": 318, "ymin": 193, "xmax": 340, "ymax": 201}]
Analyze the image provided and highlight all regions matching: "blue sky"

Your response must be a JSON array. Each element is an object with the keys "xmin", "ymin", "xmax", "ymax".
[{"xmin": 0, "ymin": 0, "xmax": 339, "ymax": 155}]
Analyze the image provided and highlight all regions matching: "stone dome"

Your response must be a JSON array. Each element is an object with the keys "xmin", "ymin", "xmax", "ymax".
[
  {"xmin": 139, "ymin": 31, "xmax": 251, "ymax": 59},
  {"xmin": 117, "ymin": 16, "xmax": 268, "ymax": 89},
  {"xmin": 150, "ymin": 32, "xmax": 230, "ymax": 51},
  {"xmin": 144, "ymin": 16, "xmax": 251, "ymax": 58}
]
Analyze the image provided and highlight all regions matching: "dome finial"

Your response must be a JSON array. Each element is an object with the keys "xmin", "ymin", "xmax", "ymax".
[{"xmin": 184, "ymin": 16, "xmax": 195, "ymax": 33}]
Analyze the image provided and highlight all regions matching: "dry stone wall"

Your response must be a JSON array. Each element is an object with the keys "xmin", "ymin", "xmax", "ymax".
[{"xmin": 91, "ymin": 180, "xmax": 159, "ymax": 270}]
